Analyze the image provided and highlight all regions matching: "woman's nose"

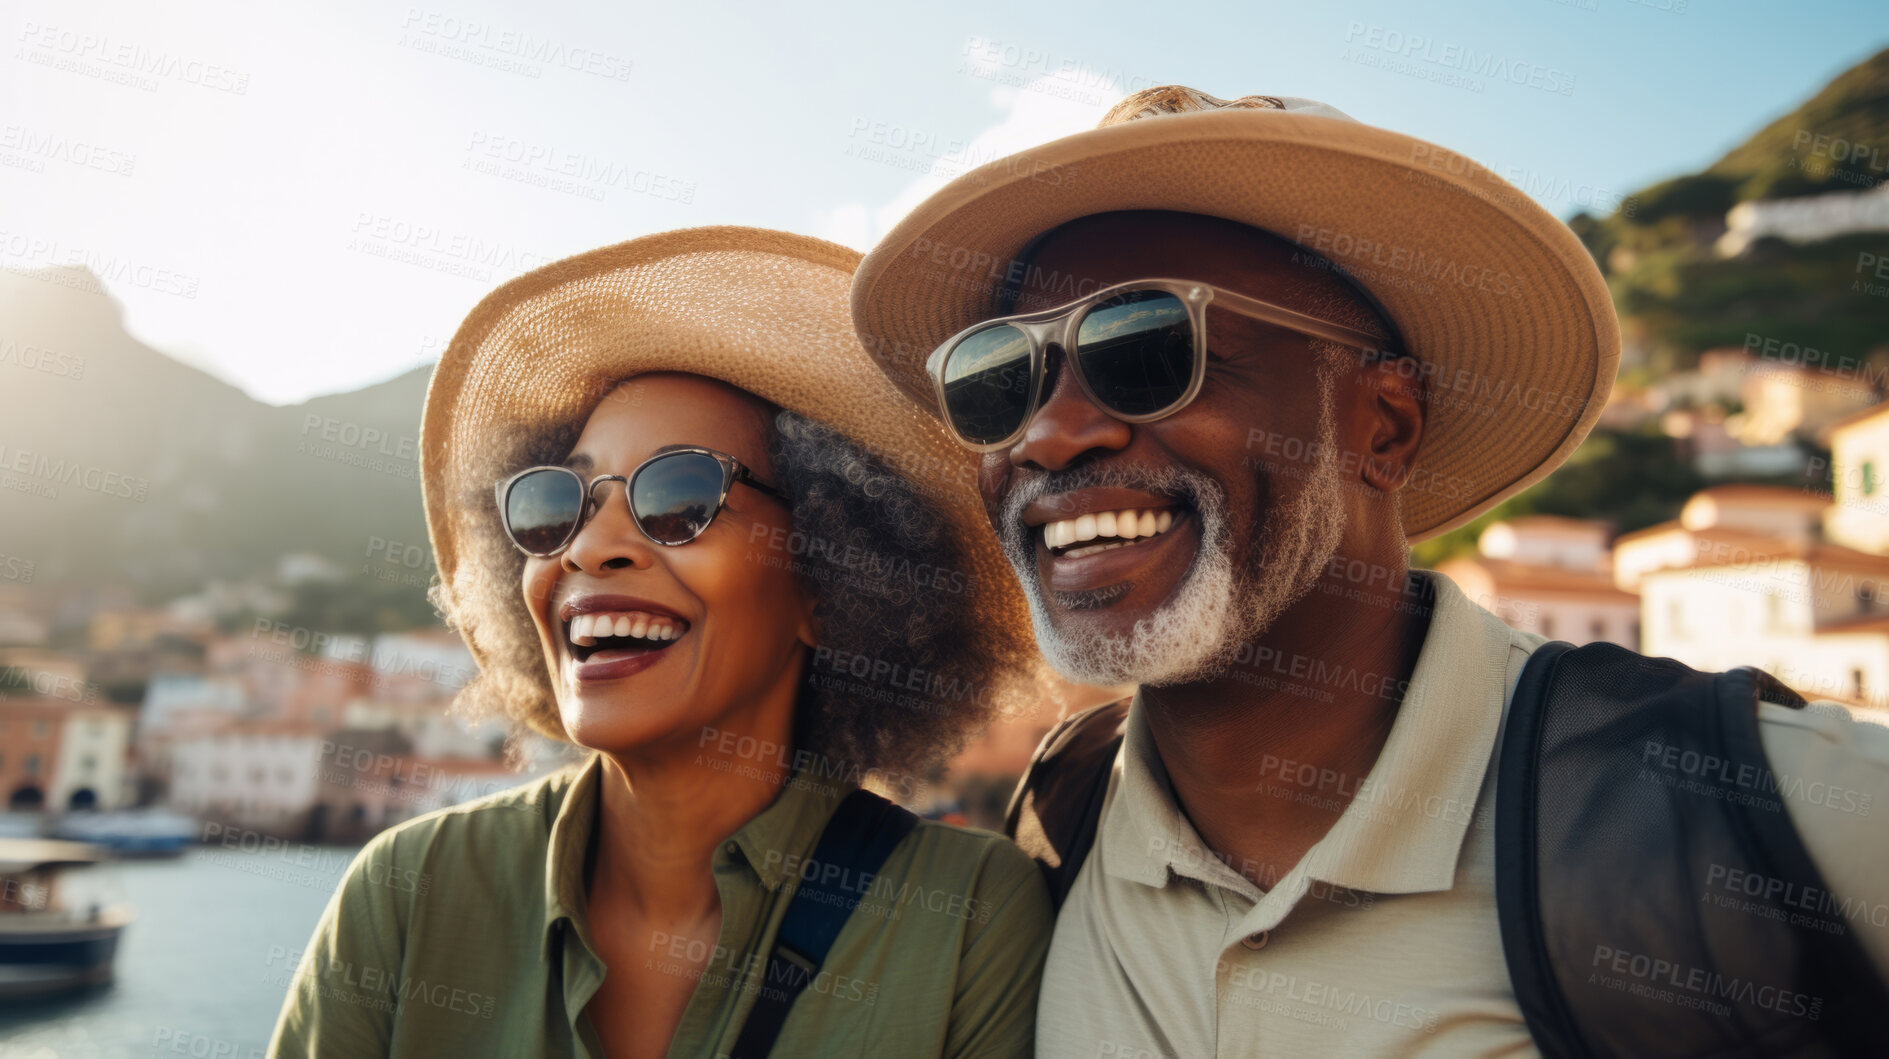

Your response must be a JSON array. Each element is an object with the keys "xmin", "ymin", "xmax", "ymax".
[{"xmin": 562, "ymin": 478, "xmax": 655, "ymax": 572}]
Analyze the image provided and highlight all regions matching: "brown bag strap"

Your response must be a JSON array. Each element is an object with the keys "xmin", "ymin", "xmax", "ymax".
[{"xmin": 1002, "ymin": 697, "xmax": 1132, "ymax": 910}]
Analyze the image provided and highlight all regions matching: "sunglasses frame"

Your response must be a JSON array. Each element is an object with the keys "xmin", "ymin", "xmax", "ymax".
[
  {"xmin": 925, "ymin": 277, "xmax": 1405, "ymax": 452},
  {"xmin": 496, "ymin": 445, "xmax": 788, "ymax": 557}
]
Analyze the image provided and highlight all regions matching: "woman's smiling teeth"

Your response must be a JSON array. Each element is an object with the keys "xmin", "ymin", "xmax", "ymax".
[
  {"xmin": 568, "ymin": 610, "xmax": 686, "ymax": 648},
  {"xmin": 1042, "ymin": 508, "xmax": 1178, "ymax": 558}
]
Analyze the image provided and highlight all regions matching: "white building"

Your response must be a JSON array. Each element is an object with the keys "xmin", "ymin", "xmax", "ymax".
[
  {"xmin": 1621, "ymin": 454, "xmax": 1889, "ymax": 711},
  {"xmin": 141, "ymin": 673, "xmax": 246, "ymax": 731},
  {"xmin": 1613, "ymin": 486, "xmax": 1829, "ymax": 590},
  {"xmin": 1728, "ymin": 360, "xmax": 1880, "ymax": 447},
  {"xmin": 1436, "ymin": 517, "xmax": 1640, "ymax": 647},
  {"xmin": 168, "ymin": 719, "xmax": 326, "ymax": 829},
  {"xmin": 341, "ymin": 699, "xmax": 504, "ymax": 760},
  {"xmin": 1639, "ymin": 551, "xmax": 1889, "ymax": 708},
  {"xmin": 47, "ymin": 706, "xmax": 133, "ymax": 811},
  {"xmin": 1717, "ymin": 182, "xmax": 1889, "ymax": 257},
  {"xmin": 1823, "ymin": 403, "xmax": 1889, "ymax": 554},
  {"xmin": 368, "ymin": 630, "xmax": 475, "ymax": 700}
]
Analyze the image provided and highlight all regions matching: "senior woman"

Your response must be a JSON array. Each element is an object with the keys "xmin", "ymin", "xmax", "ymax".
[{"xmin": 267, "ymin": 228, "xmax": 1055, "ymax": 1058}]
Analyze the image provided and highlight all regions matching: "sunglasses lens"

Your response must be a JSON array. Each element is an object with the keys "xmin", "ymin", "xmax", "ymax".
[
  {"xmin": 939, "ymin": 323, "xmax": 1034, "ymax": 445},
  {"xmin": 632, "ymin": 451, "xmax": 726, "ymax": 545},
  {"xmin": 504, "ymin": 469, "xmax": 585, "ymax": 554},
  {"xmin": 1075, "ymin": 290, "xmax": 1195, "ymax": 416}
]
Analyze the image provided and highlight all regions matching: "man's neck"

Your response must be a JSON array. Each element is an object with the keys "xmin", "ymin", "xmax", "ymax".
[{"xmin": 1140, "ymin": 566, "xmax": 1433, "ymax": 892}]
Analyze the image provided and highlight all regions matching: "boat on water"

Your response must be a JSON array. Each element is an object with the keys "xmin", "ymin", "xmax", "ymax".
[
  {"xmin": 0, "ymin": 839, "xmax": 133, "ymax": 1000},
  {"xmin": 52, "ymin": 809, "xmax": 197, "ymax": 857}
]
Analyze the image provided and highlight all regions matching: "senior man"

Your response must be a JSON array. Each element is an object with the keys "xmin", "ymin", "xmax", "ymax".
[{"xmin": 851, "ymin": 86, "xmax": 1889, "ymax": 1057}]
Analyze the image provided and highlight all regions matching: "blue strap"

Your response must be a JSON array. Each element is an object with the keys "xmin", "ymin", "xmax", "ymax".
[{"xmin": 726, "ymin": 788, "xmax": 918, "ymax": 1058}]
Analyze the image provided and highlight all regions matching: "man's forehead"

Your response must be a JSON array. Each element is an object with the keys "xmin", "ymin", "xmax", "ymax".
[{"xmin": 1004, "ymin": 212, "xmax": 1341, "ymax": 314}]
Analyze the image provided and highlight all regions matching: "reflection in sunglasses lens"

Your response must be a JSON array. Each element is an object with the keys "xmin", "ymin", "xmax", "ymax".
[
  {"xmin": 632, "ymin": 451, "xmax": 725, "ymax": 544},
  {"xmin": 941, "ymin": 323, "xmax": 1034, "ymax": 445},
  {"xmin": 506, "ymin": 468, "xmax": 585, "ymax": 554},
  {"xmin": 1075, "ymin": 291, "xmax": 1193, "ymax": 416}
]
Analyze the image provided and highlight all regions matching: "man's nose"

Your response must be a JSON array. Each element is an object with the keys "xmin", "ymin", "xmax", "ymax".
[{"xmin": 1007, "ymin": 344, "xmax": 1132, "ymax": 471}]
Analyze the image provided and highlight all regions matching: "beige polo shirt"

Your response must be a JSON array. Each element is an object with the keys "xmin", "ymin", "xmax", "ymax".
[{"xmin": 1036, "ymin": 570, "xmax": 1889, "ymax": 1058}]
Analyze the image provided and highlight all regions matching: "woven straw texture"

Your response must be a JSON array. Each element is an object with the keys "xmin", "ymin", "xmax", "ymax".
[
  {"xmin": 851, "ymin": 103, "xmax": 1620, "ymax": 542},
  {"xmin": 420, "ymin": 226, "xmax": 1047, "ymax": 716}
]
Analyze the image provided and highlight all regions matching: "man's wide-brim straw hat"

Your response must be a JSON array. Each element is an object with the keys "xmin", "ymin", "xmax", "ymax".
[
  {"xmin": 852, "ymin": 87, "xmax": 1621, "ymax": 542},
  {"xmin": 420, "ymin": 226, "xmax": 1049, "ymax": 718}
]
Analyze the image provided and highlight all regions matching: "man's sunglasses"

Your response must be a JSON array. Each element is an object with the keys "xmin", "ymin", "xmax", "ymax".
[
  {"xmin": 926, "ymin": 278, "xmax": 1404, "ymax": 451},
  {"xmin": 497, "ymin": 446, "xmax": 788, "ymax": 556}
]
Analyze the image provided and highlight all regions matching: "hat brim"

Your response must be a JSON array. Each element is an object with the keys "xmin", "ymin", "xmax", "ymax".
[
  {"xmin": 421, "ymin": 226, "xmax": 1050, "ymax": 712},
  {"xmin": 850, "ymin": 109, "xmax": 1619, "ymax": 542}
]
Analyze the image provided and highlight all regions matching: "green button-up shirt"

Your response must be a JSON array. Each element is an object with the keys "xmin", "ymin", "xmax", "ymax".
[{"xmin": 267, "ymin": 752, "xmax": 1051, "ymax": 1057}]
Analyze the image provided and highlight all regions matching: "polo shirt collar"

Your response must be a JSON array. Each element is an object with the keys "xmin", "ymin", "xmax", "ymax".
[
  {"xmin": 1102, "ymin": 569, "xmax": 1513, "ymax": 897},
  {"xmin": 538, "ymin": 751, "xmax": 862, "ymax": 961}
]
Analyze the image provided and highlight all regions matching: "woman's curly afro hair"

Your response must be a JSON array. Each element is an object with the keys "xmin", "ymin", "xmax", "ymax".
[{"xmin": 428, "ymin": 379, "xmax": 1027, "ymax": 780}]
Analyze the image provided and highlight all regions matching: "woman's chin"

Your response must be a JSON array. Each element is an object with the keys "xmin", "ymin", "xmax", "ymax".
[{"xmin": 558, "ymin": 699, "xmax": 689, "ymax": 757}]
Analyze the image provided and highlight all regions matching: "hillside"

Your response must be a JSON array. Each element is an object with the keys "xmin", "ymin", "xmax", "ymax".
[
  {"xmin": 1710, "ymin": 46, "xmax": 1889, "ymax": 201},
  {"xmin": 1420, "ymin": 48, "xmax": 1889, "ymax": 565},
  {"xmin": 1571, "ymin": 47, "xmax": 1889, "ymax": 379},
  {"xmin": 0, "ymin": 266, "xmax": 434, "ymax": 608}
]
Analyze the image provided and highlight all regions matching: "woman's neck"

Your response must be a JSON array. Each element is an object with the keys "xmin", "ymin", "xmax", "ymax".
[{"xmin": 588, "ymin": 702, "xmax": 797, "ymax": 924}]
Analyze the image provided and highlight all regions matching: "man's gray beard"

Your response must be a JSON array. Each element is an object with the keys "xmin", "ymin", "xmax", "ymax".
[{"xmin": 996, "ymin": 410, "xmax": 1347, "ymax": 688}]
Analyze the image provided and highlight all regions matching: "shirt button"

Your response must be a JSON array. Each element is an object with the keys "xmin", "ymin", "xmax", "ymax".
[
  {"xmin": 724, "ymin": 842, "xmax": 739, "ymax": 855},
  {"xmin": 1242, "ymin": 931, "xmax": 1269, "ymax": 951}
]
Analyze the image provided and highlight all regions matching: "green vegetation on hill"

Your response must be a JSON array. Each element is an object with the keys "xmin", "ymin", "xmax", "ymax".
[
  {"xmin": 229, "ymin": 572, "xmax": 443, "ymax": 640},
  {"xmin": 1412, "ymin": 426, "xmax": 1708, "ymax": 568},
  {"xmin": 1609, "ymin": 232, "xmax": 1889, "ymax": 378},
  {"xmin": 1422, "ymin": 50, "xmax": 1889, "ymax": 567},
  {"xmin": 1566, "ymin": 47, "xmax": 1889, "ymax": 375},
  {"xmin": 1709, "ymin": 47, "xmax": 1889, "ymax": 201}
]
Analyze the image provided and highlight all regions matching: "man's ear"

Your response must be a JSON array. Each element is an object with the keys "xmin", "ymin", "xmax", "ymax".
[{"xmin": 1360, "ymin": 355, "xmax": 1425, "ymax": 493}]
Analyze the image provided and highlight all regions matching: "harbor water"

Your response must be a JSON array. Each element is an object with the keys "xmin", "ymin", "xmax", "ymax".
[{"xmin": 0, "ymin": 844, "xmax": 356, "ymax": 1058}]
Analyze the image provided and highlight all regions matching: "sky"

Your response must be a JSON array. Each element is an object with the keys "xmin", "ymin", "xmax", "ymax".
[{"xmin": 4, "ymin": 0, "xmax": 1884, "ymax": 406}]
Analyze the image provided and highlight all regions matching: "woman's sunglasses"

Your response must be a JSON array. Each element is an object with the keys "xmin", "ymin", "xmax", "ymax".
[
  {"xmin": 497, "ymin": 446, "xmax": 787, "ymax": 556},
  {"xmin": 925, "ymin": 277, "xmax": 1405, "ymax": 451}
]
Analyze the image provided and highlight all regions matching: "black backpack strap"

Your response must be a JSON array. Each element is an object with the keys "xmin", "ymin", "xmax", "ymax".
[
  {"xmin": 1002, "ymin": 698, "xmax": 1131, "ymax": 910},
  {"xmin": 1494, "ymin": 639, "xmax": 1586, "ymax": 1059},
  {"xmin": 1496, "ymin": 640, "xmax": 1889, "ymax": 1058},
  {"xmin": 726, "ymin": 788, "xmax": 918, "ymax": 1059}
]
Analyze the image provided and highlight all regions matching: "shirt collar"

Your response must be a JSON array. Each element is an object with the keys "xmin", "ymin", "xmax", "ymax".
[
  {"xmin": 538, "ymin": 751, "xmax": 862, "ymax": 960},
  {"xmin": 543, "ymin": 751, "xmax": 604, "ymax": 963},
  {"xmin": 1102, "ymin": 569, "xmax": 1517, "ymax": 897},
  {"xmin": 728, "ymin": 767, "xmax": 860, "ymax": 892}
]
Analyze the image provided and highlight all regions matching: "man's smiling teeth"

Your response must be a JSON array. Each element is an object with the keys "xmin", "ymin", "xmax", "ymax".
[
  {"xmin": 568, "ymin": 610, "xmax": 684, "ymax": 646},
  {"xmin": 1042, "ymin": 509, "xmax": 1177, "ymax": 556}
]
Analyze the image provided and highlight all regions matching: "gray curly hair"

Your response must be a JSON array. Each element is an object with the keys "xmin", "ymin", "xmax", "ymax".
[{"xmin": 427, "ymin": 381, "xmax": 1020, "ymax": 779}]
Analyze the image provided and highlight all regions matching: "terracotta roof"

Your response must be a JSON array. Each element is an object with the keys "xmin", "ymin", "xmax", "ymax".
[
  {"xmin": 1814, "ymin": 613, "xmax": 1889, "ymax": 635},
  {"xmin": 1805, "ymin": 543, "xmax": 1889, "ymax": 573},
  {"xmin": 1436, "ymin": 558, "xmax": 1637, "ymax": 600},
  {"xmin": 174, "ymin": 717, "xmax": 326, "ymax": 739},
  {"xmin": 1689, "ymin": 484, "xmax": 1831, "ymax": 508},
  {"xmin": 0, "ymin": 696, "xmax": 70, "ymax": 714},
  {"xmin": 1614, "ymin": 521, "xmax": 1792, "ymax": 553},
  {"xmin": 1638, "ymin": 538, "xmax": 1889, "ymax": 577},
  {"xmin": 1493, "ymin": 515, "xmax": 1613, "ymax": 534},
  {"xmin": 1821, "ymin": 401, "xmax": 1889, "ymax": 441}
]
